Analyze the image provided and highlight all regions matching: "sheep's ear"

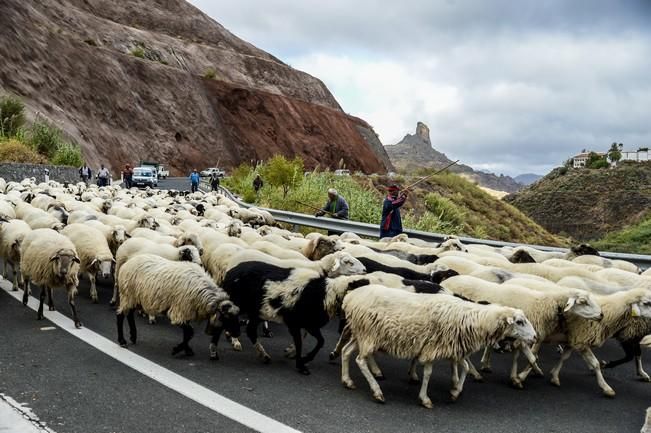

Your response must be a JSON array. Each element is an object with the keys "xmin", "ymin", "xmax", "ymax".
[
  {"xmin": 506, "ymin": 316, "xmax": 515, "ymax": 325},
  {"xmin": 631, "ymin": 303, "xmax": 641, "ymax": 317},
  {"xmin": 49, "ymin": 254, "xmax": 59, "ymax": 262},
  {"xmin": 90, "ymin": 258, "xmax": 98, "ymax": 267},
  {"xmin": 331, "ymin": 258, "xmax": 341, "ymax": 273},
  {"xmin": 112, "ymin": 258, "xmax": 117, "ymax": 263},
  {"xmin": 564, "ymin": 297, "xmax": 577, "ymax": 312},
  {"xmin": 73, "ymin": 256, "xmax": 81, "ymax": 264}
]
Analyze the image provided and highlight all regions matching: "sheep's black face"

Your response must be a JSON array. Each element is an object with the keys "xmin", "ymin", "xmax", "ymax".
[
  {"xmin": 572, "ymin": 244, "xmax": 600, "ymax": 257},
  {"xmin": 509, "ymin": 250, "xmax": 536, "ymax": 263},
  {"xmin": 195, "ymin": 204, "xmax": 206, "ymax": 216},
  {"xmin": 179, "ymin": 248, "xmax": 194, "ymax": 262},
  {"xmin": 430, "ymin": 269, "xmax": 459, "ymax": 284}
]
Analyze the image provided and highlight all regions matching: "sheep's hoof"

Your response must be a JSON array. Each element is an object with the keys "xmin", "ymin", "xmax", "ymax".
[
  {"xmin": 109, "ymin": 300, "xmax": 117, "ymax": 307},
  {"xmin": 231, "ymin": 340, "xmax": 242, "ymax": 352},
  {"xmin": 600, "ymin": 360, "xmax": 609, "ymax": 368},
  {"xmin": 511, "ymin": 379, "xmax": 524, "ymax": 390},
  {"xmin": 74, "ymin": 321, "xmax": 82, "ymax": 329},
  {"xmin": 48, "ymin": 306, "xmax": 56, "ymax": 311},
  {"xmin": 148, "ymin": 319, "xmax": 157, "ymax": 325},
  {"xmin": 550, "ymin": 377, "xmax": 561, "ymax": 387},
  {"xmin": 11, "ymin": 287, "xmax": 18, "ymax": 292},
  {"xmin": 297, "ymin": 366, "xmax": 311, "ymax": 375},
  {"xmin": 343, "ymin": 380, "xmax": 356, "ymax": 389},
  {"xmin": 329, "ymin": 351, "xmax": 339, "ymax": 361},
  {"xmin": 172, "ymin": 345, "xmax": 184, "ymax": 356},
  {"xmin": 420, "ymin": 398, "xmax": 433, "ymax": 409},
  {"xmin": 449, "ymin": 391, "xmax": 461, "ymax": 402},
  {"xmin": 374, "ymin": 374, "xmax": 386, "ymax": 381},
  {"xmin": 118, "ymin": 339, "xmax": 128, "ymax": 348},
  {"xmin": 130, "ymin": 336, "xmax": 137, "ymax": 345},
  {"xmin": 472, "ymin": 375, "xmax": 484, "ymax": 383},
  {"xmin": 285, "ymin": 352, "xmax": 297, "ymax": 359},
  {"xmin": 603, "ymin": 388, "xmax": 616, "ymax": 398},
  {"xmin": 37, "ymin": 314, "xmax": 44, "ymax": 321},
  {"xmin": 210, "ymin": 353, "xmax": 219, "ymax": 361},
  {"xmin": 261, "ymin": 354, "xmax": 272, "ymax": 364},
  {"xmin": 372, "ymin": 392, "xmax": 385, "ymax": 404},
  {"xmin": 638, "ymin": 375, "xmax": 651, "ymax": 383},
  {"xmin": 408, "ymin": 377, "xmax": 420, "ymax": 385},
  {"xmin": 480, "ymin": 367, "xmax": 492, "ymax": 373},
  {"xmin": 92, "ymin": 298, "xmax": 99, "ymax": 304}
]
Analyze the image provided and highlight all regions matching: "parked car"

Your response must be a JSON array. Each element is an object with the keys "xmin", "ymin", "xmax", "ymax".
[
  {"xmin": 200, "ymin": 167, "xmax": 225, "ymax": 178},
  {"xmin": 132, "ymin": 167, "xmax": 157, "ymax": 188}
]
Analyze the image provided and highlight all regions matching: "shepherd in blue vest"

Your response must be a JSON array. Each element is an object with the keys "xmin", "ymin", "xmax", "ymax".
[
  {"xmin": 189, "ymin": 169, "xmax": 200, "ymax": 193},
  {"xmin": 380, "ymin": 184, "xmax": 408, "ymax": 239}
]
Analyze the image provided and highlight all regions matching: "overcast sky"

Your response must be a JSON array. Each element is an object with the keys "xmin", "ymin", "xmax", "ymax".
[{"xmin": 189, "ymin": 0, "xmax": 651, "ymax": 176}]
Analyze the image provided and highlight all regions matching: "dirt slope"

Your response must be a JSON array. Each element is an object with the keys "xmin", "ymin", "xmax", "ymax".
[{"xmin": 0, "ymin": 0, "xmax": 390, "ymax": 175}]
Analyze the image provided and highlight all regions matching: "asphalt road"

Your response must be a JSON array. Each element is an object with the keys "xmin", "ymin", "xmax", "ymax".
[{"xmin": 1, "ymin": 178, "xmax": 650, "ymax": 433}]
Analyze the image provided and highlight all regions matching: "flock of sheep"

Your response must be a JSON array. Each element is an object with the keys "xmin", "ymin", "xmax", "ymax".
[{"xmin": 1, "ymin": 176, "xmax": 651, "ymax": 410}]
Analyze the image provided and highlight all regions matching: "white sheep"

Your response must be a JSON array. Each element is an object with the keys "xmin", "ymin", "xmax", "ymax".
[
  {"xmin": 83, "ymin": 220, "xmax": 128, "ymax": 256},
  {"xmin": 595, "ymin": 268, "xmax": 651, "ymax": 289},
  {"xmin": 116, "ymin": 254, "xmax": 240, "ymax": 359},
  {"xmin": 111, "ymin": 237, "xmax": 201, "ymax": 306},
  {"xmin": 0, "ymin": 200, "xmax": 16, "ymax": 220},
  {"xmin": 520, "ymin": 288, "xmax": 651, "ymax": 396},
  {"xmin": 340, "ymin": 285, "xmax": 536, "ymax": 407},
  {"xmin": 442, "ymin": 275, "xmax": 603, "ymax": 388},
  {"xmin": 572, "ymin": 255, "xmax": 641, "ymax": 274},
  {"xmin": 0, "ymin": 219, "xmax": 31, "ymax": 290},
  {"xmin": 20, "ymin": 228, "xmax": 82, "ymax": 327},
  {"xmin": 61, "ymin": 224, "xmax": 115, "ymax": 303}
]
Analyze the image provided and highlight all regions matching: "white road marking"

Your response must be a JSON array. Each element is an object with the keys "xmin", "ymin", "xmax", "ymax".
[
  {"xmin": 0, "ymin": 393, "xmax": 56, "ymax": 433},
  {"xmin": 1, "ymin": 282, "xmax": 302, "ymax": 433}
]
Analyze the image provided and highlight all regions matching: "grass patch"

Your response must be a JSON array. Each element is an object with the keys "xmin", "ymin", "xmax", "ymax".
[
  {"xmin": 51, "ymin": 142, "xmax": 83, "ymax": 166},
  {"xmin": 131, "ymin": 47, "xmax": 145, "ymax": 59},
  {"xmin": 203, "ymin": 67, "xmax": 217, "ymax": 79},
  {"xmin": 592, "ymin": 215, "xmax": 651, "ymax": 254},
  {"xmin": 0, "ymin": 95, "xmax": 26, "ymax": 138}
]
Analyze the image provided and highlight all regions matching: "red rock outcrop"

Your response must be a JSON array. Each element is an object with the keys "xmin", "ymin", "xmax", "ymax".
[{"xmin": 0, "ymin": 0, "xmax": 390, "ymax": 175}]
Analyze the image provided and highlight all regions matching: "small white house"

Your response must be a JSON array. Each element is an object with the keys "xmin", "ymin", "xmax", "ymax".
[{"xmin": 572, "ymin": 152, "xmax": 606, "ymax": 168}]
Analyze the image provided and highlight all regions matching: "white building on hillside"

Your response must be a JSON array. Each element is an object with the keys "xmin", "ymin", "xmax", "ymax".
[
  {"xmin": 572, "ymin": 152, "xmax": 606, "ymax": 168},
  {"xmin": 621, "ymin": 148, "xmax": 650, "ymax": 162}
]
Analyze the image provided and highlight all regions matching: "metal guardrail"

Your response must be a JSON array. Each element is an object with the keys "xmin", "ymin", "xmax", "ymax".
[{"xmin": 201, "ymin": 182, "xmax": 651, "ymax": 270}]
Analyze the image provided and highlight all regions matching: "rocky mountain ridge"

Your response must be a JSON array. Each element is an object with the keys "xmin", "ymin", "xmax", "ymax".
[{"xmin": 384, "ymin": 122, "xmax": 523, "ymax": 193}]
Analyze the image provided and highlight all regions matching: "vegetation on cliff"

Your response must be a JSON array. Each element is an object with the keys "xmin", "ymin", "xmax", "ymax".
[{"xmin": 0, "ymin": 95, "xmax": 83, "ymax": 166}]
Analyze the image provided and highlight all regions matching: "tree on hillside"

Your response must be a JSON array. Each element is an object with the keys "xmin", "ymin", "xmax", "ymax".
[
  {"xmin": 0, "ymin": 95, "xmax": 26, "ymax": 138},
  {"xmin": 587, "ymin": 152, "xmax": 609, "ymax": 169},
  {"xmin": 261, "ymin": 155, "xmax": 304, "ymax": 198},
  {"xmin": 608, "ymin": 142, "xmax": 622, "ymax": 163}
]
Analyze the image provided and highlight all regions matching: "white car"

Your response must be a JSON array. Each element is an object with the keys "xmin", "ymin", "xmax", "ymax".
[
  {"xmin": 157, "ymin": 166, "xmax": 169, "ymax": 179},
  {"xmin": 200, "ymin": 167, "xmax": 225, "ymax": 178},
  {"xmin": 132, "ymin": 167, "xmax": 157, "ymax": 188}
]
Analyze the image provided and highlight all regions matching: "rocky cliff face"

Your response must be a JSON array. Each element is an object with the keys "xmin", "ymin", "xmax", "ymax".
[
  {"xmin": 0, "ymin": 0, "xmax": 390, "ymax": 175},
  {"xmin": 385, "ymin": 122, "xmax": 523, "ymax": 193}
]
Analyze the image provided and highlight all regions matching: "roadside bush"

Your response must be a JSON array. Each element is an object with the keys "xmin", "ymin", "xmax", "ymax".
[
  {"xmin": 424, "ymin": 193, "xmax": 465, "ymax": 227},
  {"xmin": 0, "ymin": 139, "xmax": 47, "ymax": 163},
  {"xmin": 51, "ymin": 143, "xmax": 83, "ymax": 166},
  {"xmin": 0, "ymin": 95, "xmax": 26, "ymax": 138},
  {"xmin": 28, "ymin": 118, "xmax": 63, "ymax": 158}
]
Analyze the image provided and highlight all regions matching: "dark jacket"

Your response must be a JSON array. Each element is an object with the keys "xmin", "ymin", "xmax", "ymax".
[
  {"xmin": 380, "ymin": 194, "xmax": 407, "ymax": 238},
  {"xmin": 322, "ymin": 195, "xmax": 349, "ymax": 219},
  {"xmin": 253, "ymin": 177, "xmax": 264, "ymax": 191},
  {"xmin": 210, "ymin": 174, "xmax": 220, "ymax": 187},
  {"xmin": 79, "ymin": 166, "xmax": 92, "ymax": 179}
]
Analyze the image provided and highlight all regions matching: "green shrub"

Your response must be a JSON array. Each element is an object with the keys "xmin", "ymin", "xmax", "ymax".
[
  {"xmin": 131, "ymin": 47, "xmax": 145, "ymax": 59},
  {"xmin": 0, "ymin": 139, "xmax": 47, "ymax": 163},
  {"xmin": 260, "ymin": 155, "xmax": 304, "ymax": 198},
  {"xmin": 0, "ymin": 95, "xmax": 26, "ymax": 138},
  {"xmin": 424, "ymin": 193, "xmax": 465, "ymax": 226},
  {"xmin": 51, "ymin": 143, "xmax": 83, "ymax": 166},
  {"xmin": 203, "ymin": 67, "xmax": 217, "ymax": 79},
  {"xmin": 28, "ymin": 118, "xmax": 63, "ymax": 158}
]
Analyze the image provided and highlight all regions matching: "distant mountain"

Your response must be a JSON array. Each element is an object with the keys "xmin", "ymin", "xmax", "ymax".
[
  {"xmin": 384, "ymin": 122, "xmax": 523, "ymax": 193},
  {"xmin": 514, "ymin": 173, "xmax": 543, "ymax": 185}
]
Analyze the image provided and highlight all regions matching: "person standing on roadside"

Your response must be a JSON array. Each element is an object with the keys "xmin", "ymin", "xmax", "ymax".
[
  {"xmin": 122, "ymin": 164, "xmax": 133, "ymax": 189},
  {"xmin": 315, "ymin": 188, "xmax": 349, "ymax": 220},
  {"xmin": 253, "ymin": 174, "xmax": 264, "ymax": 195},
  {"xmin": 79, "ymin": 164, "xmax": 91, "ymax": 185},
  {"xmin": 97, "ymin": 164, "xmax": 110, "ymax": 187},
  {"xmin": 210, "ymin": 171, "xmax": 221, "ymax": 192},
  {"xmin": 189, "ymin": 169, "xmax": 200, "ymax": 193},
  {"xmin": 380, "ymin": 184, "xmax": 408, "ymax": 239}
]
